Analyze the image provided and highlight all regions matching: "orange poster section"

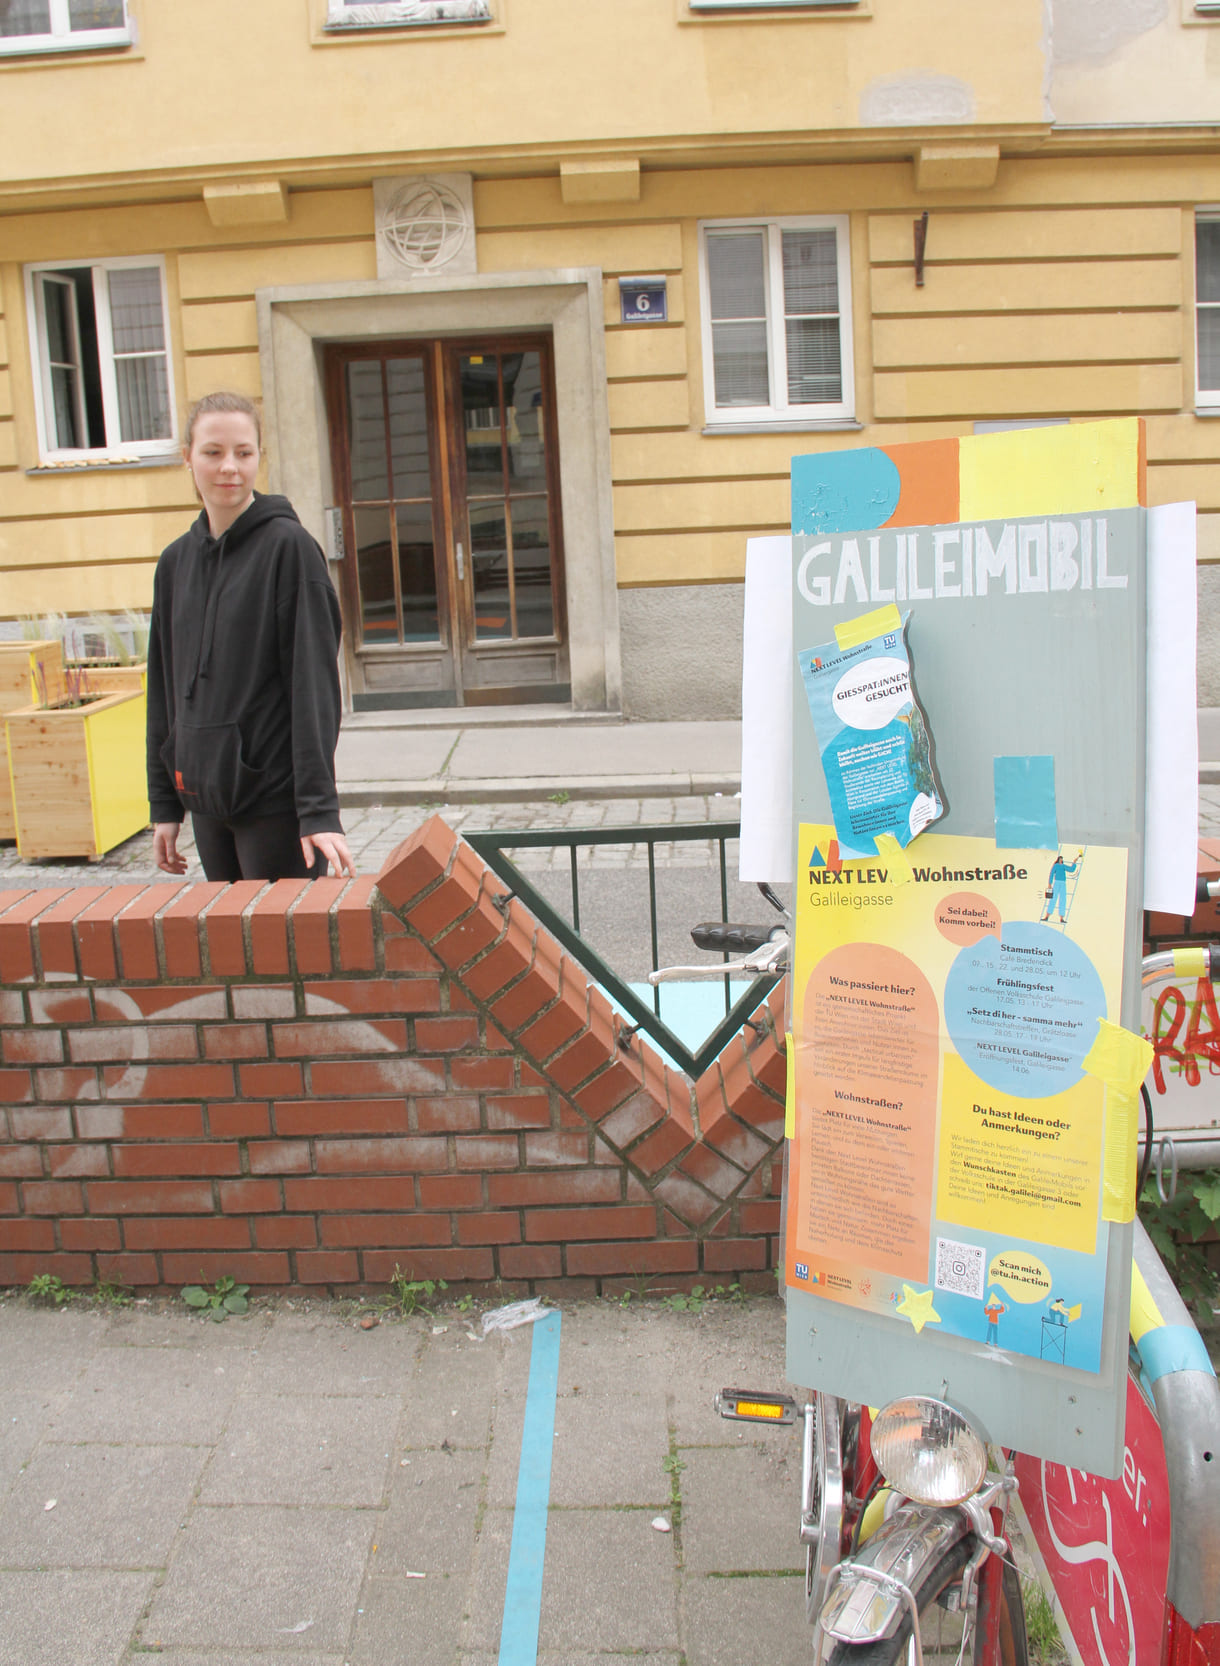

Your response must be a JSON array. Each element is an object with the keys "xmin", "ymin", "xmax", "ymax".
[{"xmin": 790, "ymin": 941, "xmax": 939, "ymax": 1287}]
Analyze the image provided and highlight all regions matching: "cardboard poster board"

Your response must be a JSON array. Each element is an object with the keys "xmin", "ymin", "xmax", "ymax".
[{"xmin": 785, "ymin": 420, "xmax": 1145, "ymax": 1478}]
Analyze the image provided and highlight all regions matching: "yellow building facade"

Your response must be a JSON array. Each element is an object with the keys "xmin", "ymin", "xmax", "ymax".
[{"xmin": 1, "ymin": 0, "xmax": 1218, "ymax": 715}]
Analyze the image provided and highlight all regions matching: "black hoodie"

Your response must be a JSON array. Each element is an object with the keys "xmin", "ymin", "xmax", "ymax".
[{"xmin": 146, "ymin": 493, "xmax": 343, "ymax": 836}]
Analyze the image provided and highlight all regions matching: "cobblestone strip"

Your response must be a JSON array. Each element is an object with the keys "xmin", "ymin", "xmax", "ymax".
[{"xmin": 0, "ymin": 794, "xmax": 745, "ymax": 888}]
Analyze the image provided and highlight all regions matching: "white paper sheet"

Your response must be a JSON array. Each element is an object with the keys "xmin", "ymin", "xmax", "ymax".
[
  {"xmin": 1144, "ymin": 501, "xmax": 1198, "ymax": 914},
  {"xmin": 738, "ymin": 506, "xmax": 1201, "ymax": 906},
  {"xmin": 738, "ymin": 536, "xmax": 795, "ymax": 883}
]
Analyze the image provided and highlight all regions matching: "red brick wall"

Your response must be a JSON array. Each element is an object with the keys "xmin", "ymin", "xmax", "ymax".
[{"xmin": 0, "ymin": 817, "xmax": 786, "ymax": 1296}]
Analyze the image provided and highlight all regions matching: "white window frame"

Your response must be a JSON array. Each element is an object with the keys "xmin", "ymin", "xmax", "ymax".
[
  {"xmin": 0, "ymin": 0, "xmax": 130, "ymax": 56},
  {"xmin": 25, "ymin": 255, "xmax": 178, "ymax": 463},
  {"xmin": 698, "ymin": 214, "xmax": 854, "ymax": 428},
  {"xmin": 1196, "ymin": 211, "xmax": 1220, "ymax": 413},
  {"xmin": 689, "ymin": 0, "xmax": 856, "ymax": 9},
  {"xmin": 325, "ymin": 0, "xmax": 491, "ymax": 29}
]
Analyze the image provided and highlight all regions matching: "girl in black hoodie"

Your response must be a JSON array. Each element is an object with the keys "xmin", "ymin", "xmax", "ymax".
[{"xmin": 147, "ymin": 392, "xmax": 355, "ymax": 882}]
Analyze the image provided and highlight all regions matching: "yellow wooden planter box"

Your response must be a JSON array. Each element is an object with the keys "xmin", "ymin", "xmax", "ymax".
[
  {"xmin": 0, "ymin": 640, "xmax": 66, "ymax": 842},
  {"xmin": 5, "ymin": 687, "xmax": 148, "ymax": 861},
  {"xmin": 72, "ymin": 662, "xmax": 148, "ymax": 696}
]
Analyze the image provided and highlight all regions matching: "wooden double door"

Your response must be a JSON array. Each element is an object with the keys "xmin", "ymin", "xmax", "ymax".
[{"xmin": 326, "ymin": 335, "xmax": 568, "ymax": 708}]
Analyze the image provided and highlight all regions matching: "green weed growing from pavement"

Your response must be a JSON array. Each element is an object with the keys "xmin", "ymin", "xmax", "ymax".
[
  {"xmin": 382, "ymin": 1264, "xmax": 447, "ymax": 1318},
  {"xmin": 182, "ymin": 1276, "xmax": 250, "ymax": 1321},
  {"xmin": 91, "ymin": 1280, "xmax": 133, "ymax": 1308},
  {"xmin": 27, "ymin": 1273, "xmax": 73, "ymax": 1307},
  {"xmin": 1022, "ymin": 1578, "xmax": 1066, "ymax": 1664},
  {"xmin": 663, "ymin": 1283, "xmax": 745, "ymax": 1314}
]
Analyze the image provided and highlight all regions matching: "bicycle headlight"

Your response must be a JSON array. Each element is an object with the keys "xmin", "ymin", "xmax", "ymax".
[{"xmin": 870, "ymin": 1396, "xmax": 987, "ymax": 1507}]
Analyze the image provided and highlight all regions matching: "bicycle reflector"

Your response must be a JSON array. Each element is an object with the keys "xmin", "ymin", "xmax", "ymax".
[
  {"xmin": 870, "ymin": 1396, "xmax": 987, "ymax": 1506},
  {"xmin": 715, "ymin": 1389, "xmax": 798, "ymax": 1424}
]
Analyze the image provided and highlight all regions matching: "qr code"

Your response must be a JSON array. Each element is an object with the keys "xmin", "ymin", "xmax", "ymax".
[{"xmin": 934, "ymin": 1237, "xmax": 986, "ymax": 1300}]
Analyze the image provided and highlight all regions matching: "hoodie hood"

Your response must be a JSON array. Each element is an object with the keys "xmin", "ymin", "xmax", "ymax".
[
  {"xmin": 186, "ymin": 495, "xmax": 304, "ymax": 697},
  {"xmin": 187, "ymin": 492, "xmax": 302, "ymax": 551}
]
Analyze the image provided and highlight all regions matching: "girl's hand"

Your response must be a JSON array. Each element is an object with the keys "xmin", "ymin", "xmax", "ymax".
[
  {"xmin": 153, "ymin": 822, "xmax": 188, "ymax": 875},
  {"xmin": 301, "ymin": 831, "xmax": 356, "ymax": 879}
]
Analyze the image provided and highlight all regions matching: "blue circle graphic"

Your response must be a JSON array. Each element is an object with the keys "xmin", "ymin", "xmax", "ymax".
[
  {"xmin": 791, "ymin": 448, "xmax": 902, "ymax": 536},
  {"xmin": 943, "ymin": 922, "xmax": 1105, "ymax": 1099}
]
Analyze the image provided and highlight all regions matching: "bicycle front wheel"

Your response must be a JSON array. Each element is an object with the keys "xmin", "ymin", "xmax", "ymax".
[{"xmin": 821, "ymin": 1539, "xmax": 1028, "ymax": 1666}]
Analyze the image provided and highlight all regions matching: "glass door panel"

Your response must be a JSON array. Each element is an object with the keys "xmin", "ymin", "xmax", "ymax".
[
  {"xmin": 469, "ymin": 501, "xmax": 511, "ymax": 639},
  {"xmin": 511, "ymin": 494, "xmax": 555, "ymax": 639},
  {"xmin": 386, "ymin": 357, "xmax": 431, "ymax": 499},
  {"xmin": 396, "ymin": 501, "xmax": 440, "ymax": 642},
  {"xmin": 352, "ymin": 504, "xmax": 397, "ymax": 642},
  {"xmin": 461, "ymin": 354, "xmax": 506, "ymax": 494},
  {"xmin": 346, "ymin": 360, "xmax": 390, "ymax": 501},
  {"xmin": 456, "ymin": 346, "xmax": 558, "ymax": 645},
  {"xmin": 500, "ymin": 351, "xmax": 548, "ymax": 492}
]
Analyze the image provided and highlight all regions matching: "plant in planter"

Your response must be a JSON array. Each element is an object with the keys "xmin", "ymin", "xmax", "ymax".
[
  {"xmin": 0, "ymin": 637, "xmax": 65, "ymax": 842},
  {"xmin": 74, "ymin": 611, "xmax": 149, "ymax": 694},
  {"xmin": 4, "ymin": 657, "xmax": 148, "ymax": 861}
]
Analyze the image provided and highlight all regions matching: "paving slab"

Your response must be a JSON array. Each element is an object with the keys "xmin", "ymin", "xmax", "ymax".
[
  {"xmin": 347, "ymin": 1569, "xmax": 469, "ymax": 1666},
  {"xmin": 200, "ymin": 1391, "xmax": 401, "ymax": 1507},
  {"xmin": 448, "ymin": 721, "xmax": 743, "ymax": 791},
  {"xmin": 375, "ymin": 1445, "xmax": 484, "ymax": 1575},
  {"xmin": 0, "ymin": 1441, "xmax": 205, "ymax": 1568},
  {"xmin": 679, "ymin": 1442, "xmax": 804, "ymax": 1576},
  {"xmin": 240, "ymin": 1310, "xmax": 423, "ymax": 1397},
  {"xmin": 45, "ymin": 1340, "xmax": 251, "ymax": 1444},
  {"xmin": 0, "ymin": 1568, "xmax": 154, "ymax": 1666},
  {"xmin": 463, "ymin": 1505, "xmax": 681, "ymax": 1655},
  {"xmin": 334, "ymin": 725, "xmax": 459, "ymax": 786},
  {"xmin": 683, "ymin": 1572, "xmax": 813, "ymax": 1666},
  {"xmin": 144, "ymin": 1502, "xmax": 376, "ymax": 1652}
]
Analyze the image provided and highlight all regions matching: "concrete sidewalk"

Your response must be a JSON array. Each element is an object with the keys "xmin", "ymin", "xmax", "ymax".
[
  {"xmin": 0, "ymin": 1293, "xmax": 813, "ymax": 1666},
  {"xmin": 335, "ymin": 709, "xmax": 744, "ymax": 805}
]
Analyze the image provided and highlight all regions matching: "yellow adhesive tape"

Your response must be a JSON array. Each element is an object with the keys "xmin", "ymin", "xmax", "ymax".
[
  {"xmin": 1083, "ymin": 1020, "xmax": 1152, "ymax": 1225},
  {"xmin": 785, "ymin": 1031, "xmax": 796, "ymax": 1141},
  {"xmin": 1101, "ymin": 1087, "xmax": 1139, "ymax": 1223},
  {"xmin": 1083, "ymin": 1018, "xmax": 1154, "ymax": 1097},
  {"xmin": 1172, "ymin": 945, "xmax": 1209, "ymax": 980},
  {"xmin": 1129, "ymin": 1260, "xmax": 1163, "ymax": 1346},
  {"xmin": 874, "ymin": 833, "xmax": 914, "ymax": 885},
  {"xmin": 834, "ymin": 604, "xmax": 902, "ymax": 652}
]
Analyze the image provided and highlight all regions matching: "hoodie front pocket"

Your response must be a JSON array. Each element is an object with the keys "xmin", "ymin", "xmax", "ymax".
[{"xmin": 170, "ymin": 721, "xmax": 265, "ymax": 821}]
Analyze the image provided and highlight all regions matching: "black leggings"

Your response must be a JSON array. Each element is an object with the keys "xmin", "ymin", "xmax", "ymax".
[{"xmin": 191, "ymin": 810, "xmax": 327, "ymax": 883}]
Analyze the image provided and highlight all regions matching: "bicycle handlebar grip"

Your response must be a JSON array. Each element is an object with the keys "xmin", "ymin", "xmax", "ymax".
[
  {"xmin": 1195, "ymin": 873, "xmax": 1220, "ymax": 905},
  {"xmin": 691, "ymin": 922, "xmax": 778, "ymax": 953}
]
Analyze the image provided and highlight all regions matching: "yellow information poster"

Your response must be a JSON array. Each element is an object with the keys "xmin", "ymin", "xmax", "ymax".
[{"xmin": 785, "ymin": 831, "xmax": 1126, "ymax": 1371}]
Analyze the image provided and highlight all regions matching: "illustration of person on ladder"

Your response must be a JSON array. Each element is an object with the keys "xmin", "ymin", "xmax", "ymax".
[{"xmin": 1041, "ymin": 850, "xmax": 1082, "ymax": 923}]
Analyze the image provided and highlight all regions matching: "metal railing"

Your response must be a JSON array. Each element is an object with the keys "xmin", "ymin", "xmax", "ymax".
[{"xmin": 465, "ymin": 821, "xmax": 780, "ymax": 1077}]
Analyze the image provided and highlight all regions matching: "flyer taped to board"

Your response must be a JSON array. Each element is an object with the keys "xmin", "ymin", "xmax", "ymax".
[{"xmin": 797, "ymin": 610, "xmax": 944, "ymax": 861}]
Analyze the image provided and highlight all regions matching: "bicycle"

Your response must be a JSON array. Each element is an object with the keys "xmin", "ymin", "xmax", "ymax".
[{"xmin": 655, "ymin": 884, "xmax": 1220, "ymax": 1666}]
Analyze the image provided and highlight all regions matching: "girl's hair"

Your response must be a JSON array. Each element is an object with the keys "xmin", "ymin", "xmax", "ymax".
[{"xmin": 184, "ymin": 391, "xmax": 262, "ymax": 450}]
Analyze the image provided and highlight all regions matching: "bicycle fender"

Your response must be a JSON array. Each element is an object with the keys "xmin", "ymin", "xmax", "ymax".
[{"xmin": 818, "ymin": 1504, "xmax": 973, "ymax": 1645}]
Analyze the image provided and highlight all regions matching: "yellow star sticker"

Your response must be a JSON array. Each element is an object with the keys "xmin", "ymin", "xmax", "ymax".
[{"xmin": 896, "ymin": 1285, "xmax": 941, "ymax": 1334}]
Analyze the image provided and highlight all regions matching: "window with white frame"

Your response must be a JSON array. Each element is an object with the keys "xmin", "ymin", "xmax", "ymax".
[
  {"xmin": 1197, "ymin": 215, "xmax": 1220, "ymax": 410},
  {"xmin": 0, "ymin": 0, "xmax": 130, "ymax": 55},
  {"xmin": 699, "ymin": 217, "xmax": 853, "ymax": 426},
  {"xmin": 27, "ymin": 258, "xmax": 175, "ymax": 459},
  {"xmin": 689, "ymin": 0, "xmax": 857, "ymax": 9},
  {"xmin": 325, "ymin": 0, "xmax": 491, "ymax": 29}
]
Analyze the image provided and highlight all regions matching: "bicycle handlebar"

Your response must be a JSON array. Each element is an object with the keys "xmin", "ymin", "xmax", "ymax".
[{"xmin": 691, "ymin": 921, "xmax": 786, "ymax": 954}]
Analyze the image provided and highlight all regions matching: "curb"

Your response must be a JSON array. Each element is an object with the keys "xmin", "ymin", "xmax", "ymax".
[{"xmin": 339, "ymin": 774, "xmax": 743, "ymax": 807}]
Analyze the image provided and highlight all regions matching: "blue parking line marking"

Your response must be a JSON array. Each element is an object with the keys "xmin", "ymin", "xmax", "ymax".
[{"xmin": 497, "ymin": 1309, "xmax": 562, "ymax": 1666}]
